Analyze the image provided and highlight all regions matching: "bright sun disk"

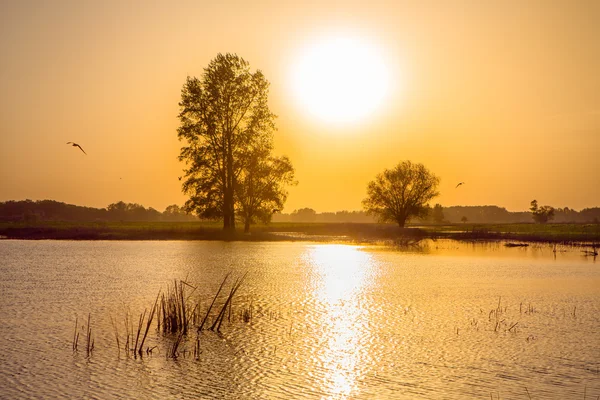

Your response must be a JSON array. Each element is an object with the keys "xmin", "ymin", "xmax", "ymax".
[{"xmin": 291, "ymin": 36, "xmax": 390, "ymax": 124}]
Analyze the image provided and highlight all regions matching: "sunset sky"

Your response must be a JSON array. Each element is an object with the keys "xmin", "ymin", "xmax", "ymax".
[{"xmin": 1, "ymin": 0, "xmax": 599, "ymax": 213}]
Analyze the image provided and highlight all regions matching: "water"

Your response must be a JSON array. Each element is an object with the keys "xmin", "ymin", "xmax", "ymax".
[{"xmin": 0, "ymin": 240, "xmax": 598, "ymax": 399}]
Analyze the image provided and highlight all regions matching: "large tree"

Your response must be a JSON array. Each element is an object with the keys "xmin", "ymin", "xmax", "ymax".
[
  {"xmin": 235, "ymin": 150, "xmax": 295, "ymax": 233},
  {"xmin": 362, "ymin": 161, "xmax": 440, "ymax": 228},
  {"xmin": 178, "ymin": 53, "xmax": 276, "ymax": 231}
]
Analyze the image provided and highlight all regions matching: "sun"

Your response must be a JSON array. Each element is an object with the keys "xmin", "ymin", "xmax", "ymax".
[{"xmin": 291, "ymin": 36, "xmax": 391, "ymax": 125}]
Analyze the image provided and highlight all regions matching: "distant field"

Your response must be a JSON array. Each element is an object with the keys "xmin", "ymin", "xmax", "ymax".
[
  {"xmin": 264, "ymin": 222, "xmax": 600, "ymax": 243},
  {"xmin": 425, "ymin": 223, "xmax": 600, "ymax": 242},
  {"xmin": 0, "ymin": 221, "xmax": 598, "ymax": 243},
  {"xmin": 0, "ymin": 221, "xmax": 226, "ymax": 240}
]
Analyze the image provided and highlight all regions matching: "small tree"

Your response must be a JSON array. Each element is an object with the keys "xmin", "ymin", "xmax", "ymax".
[
  {"xmin": 236, "ymin": 152, "xmax": 296, "ymax": 233},
  {"xmin": 530, "ymin": 199, "xmax": 555, "ymax": 224},
  {"xmin": 362, "ymin": 161, "xmax": 440, "ymax": 228},
  {"xmin": 107, "ymin": 201, "xmax": 128, "ymax": 221},
  {"xmin": 461, "ymin": 216, "xmax": 468, "ymax": 224},
  {"xmin": 163, "ymin": 204, "xmax": 194, "ymax": 221},
  {"xmin": 432, "ymin": 204, "xmax": 445, "ymax": 224},
  {"xmin": 291, "ymin": 208, "xmax": 318, "ymax": 222}
]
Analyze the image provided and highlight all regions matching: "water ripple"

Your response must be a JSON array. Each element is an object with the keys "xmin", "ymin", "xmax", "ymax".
[{"xmin": 0, "ymin": 240, "xmax": 598, "ymax": 399}]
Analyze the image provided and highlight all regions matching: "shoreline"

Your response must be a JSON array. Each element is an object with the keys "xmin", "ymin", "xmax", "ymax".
[{"xmin": 0, "ymin": 221, "xmax": 598, "ymax": 246}]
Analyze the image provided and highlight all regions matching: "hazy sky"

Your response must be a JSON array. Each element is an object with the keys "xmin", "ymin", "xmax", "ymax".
[{"xmin": 1, "ymin": 0, "xmax": 599, "ymax": 213}]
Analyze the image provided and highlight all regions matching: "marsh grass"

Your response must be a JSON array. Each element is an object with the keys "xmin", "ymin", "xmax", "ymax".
[
  {"xmin": 463, "ymin": 298, "xmax": 544, "ymax": 337},
  {"xmin": 433, "ymin": 223, "xmax": 600, "ymax": 244},
  {"xmin": 76, "ymin": 273, "xmax": 252, "ymax": 360},
  {"xmin": 86, "ymin": 314, "xmax": 94, "ymax": 357},
  {"xmin": 72, "ymin": 314, "xmax": 95, "ymax": 356},
  {"xmin": 199, "ymin": 273, "xmax": 230, "ymax": 332},
  {"xmin": 463, "ymin": 297, "xmax": 591, "ymax": 346},
  {"xmin": 70, "ymin": 314, "xmax": 94, "ymax": 356},
  {"xmin": 210, "ymin": 272, "xmax": 247, "ymax": 332},
  {"xmin": 136, "ymin": 291, "xmax": 160, "ymax": 356},
  {"xmin": 72, "ymin": 317, "xmax": 78, "ymax": 352}
]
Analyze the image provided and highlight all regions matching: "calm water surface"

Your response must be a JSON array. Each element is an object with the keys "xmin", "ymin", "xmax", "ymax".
[{"xmin": 0, "ymin": 240, "xmax": 598, "ymax": 399}]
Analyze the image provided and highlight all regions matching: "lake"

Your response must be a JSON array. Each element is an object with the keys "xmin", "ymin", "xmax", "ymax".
[{"xmin": 0, "ymin": 240, "xmax": 598, "ymax": 399}]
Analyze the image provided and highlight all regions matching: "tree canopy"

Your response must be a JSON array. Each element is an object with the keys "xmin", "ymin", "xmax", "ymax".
[
  {"xmin": 0, "ymin": 200, "xmax": 194, "ymax": 222},
  {"xmin": 530, "ymin": 200, "xmax": 555, "ymax": 224},
  {"xmin": 432, "ymin": 203, "xmax": 445, "ymax": 224},
  {"xmin": 236, "ymin": 152, "xmax": 296, "ymax": 233},
  {"xmin": 362, "ymin": 161, "xmax": 440, "ymax": 228}
]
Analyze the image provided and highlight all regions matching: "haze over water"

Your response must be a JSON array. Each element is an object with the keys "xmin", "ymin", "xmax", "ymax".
[{"xmin": 1, "ymin": 240, "xmax": 598, "ymax": 399}]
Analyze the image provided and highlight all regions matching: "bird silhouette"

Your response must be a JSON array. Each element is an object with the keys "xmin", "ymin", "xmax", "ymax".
[
  {"xmin": 178, "ymin": 176, "xmax": 182, "ymax": 181},
  {"xmin": 67, "ymin": 142, "xmax": 86, "ymax": 155},
  {"xmin": 455, "ymin": 182, "xmax": 465, "ymax": 188}
]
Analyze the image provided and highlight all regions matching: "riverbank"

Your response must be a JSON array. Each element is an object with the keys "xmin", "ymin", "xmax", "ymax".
[{"xmin": 1, "ymin": 221, "xmax": 599, "ymax": 245}]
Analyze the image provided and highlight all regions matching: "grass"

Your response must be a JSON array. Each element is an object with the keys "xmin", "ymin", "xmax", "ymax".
[
  {"xmin": 2, "ymin": 220, "xmax": 599, "ymax": 244},
  {"xmin": 72, "ymin": 314, "xmax": 94, "ymax": 357},
  {"xmin": 74, "ymin": 273, "xmax": 252, "ymax": 360},
  {"xmin": 428, "ymin": 223, "xmax": 600, "ymax": 243}
]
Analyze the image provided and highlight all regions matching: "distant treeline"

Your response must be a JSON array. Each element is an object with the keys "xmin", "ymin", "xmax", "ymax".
[
  {"xmin": 272, "ymin": 208, "xmax": 376, "ymax": 223},
  {"xmin": 272, "ymin": 206, "xmax": 600, "ymax": 224},
  {"xmin": 2, "ymin": 200, "xmax": 599, "ymax": 224},
  {"xmin": 0, "ymin": 200, "xmax": 196, "ymax": 222},
  {"xmin": 442, "ymin": 205, "xmax": 600, "ymax": 224}
]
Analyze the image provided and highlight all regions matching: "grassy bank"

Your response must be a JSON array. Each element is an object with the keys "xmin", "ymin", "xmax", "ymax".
[
  {"xmin": 426, "ymin": 223, "xmax": 600, "ymax": 243},
  {"xmin": 0, "ymin": 221, "xmax": 599, "ymax": 244},
  {"xmin": 0, "ymin": 221, "xmax": 276, "ymax": 241}
]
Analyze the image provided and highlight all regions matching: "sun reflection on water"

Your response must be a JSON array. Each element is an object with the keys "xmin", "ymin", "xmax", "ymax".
[{"xmin": 306, "ymin": 244, "xmax": 376, "ymax": 399}]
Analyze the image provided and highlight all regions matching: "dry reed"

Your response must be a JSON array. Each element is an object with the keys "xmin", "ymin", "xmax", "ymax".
[
  {"xmin": 210, "ymin": 272, "xmax": 247, "ymax": 332},
  {"xmin": 72, "ymin": 317, "xmax": 79, "ymax": 352},
  {"xmin": 199, "ymin": 273, "xmax": 230, "ymax": 332},
  {"xmin": 137, "ymin": 291, "xmax": 160, "ymax": 355}
]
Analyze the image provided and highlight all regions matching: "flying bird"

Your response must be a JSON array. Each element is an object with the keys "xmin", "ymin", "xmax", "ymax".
[
  {"xmin": 67, "ymin": 142, "xmax": 86, "ymax": 155},
  {"xmin": 455, "ymin": 182, "xmax": 465, "ymax": 188}
]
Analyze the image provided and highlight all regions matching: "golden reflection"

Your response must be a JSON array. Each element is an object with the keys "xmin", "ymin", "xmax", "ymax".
[{"xmin": 307, "ymin": 244, "xmax": 375, "ymax": 399}]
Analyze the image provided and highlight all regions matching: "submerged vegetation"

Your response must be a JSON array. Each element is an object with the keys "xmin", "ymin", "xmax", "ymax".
[{"xmin": 75, "ymin": 274, "xmax": 253, "ymax": 360}]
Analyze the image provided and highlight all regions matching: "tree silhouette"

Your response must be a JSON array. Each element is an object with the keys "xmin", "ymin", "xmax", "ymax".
[
  {"xmin": 530, "ymin": 199, "xmax": 555, "ymax": 224},
  {"xmin": 432, "ymin": 203, "xmax": 445, "ymax": 224},
  {"xmin": 291, "ymin": 208, "xmax": 318, "ymax": 222},
  {"xmin": 178, "ymin": 53, "xmax": 277, "ymax": 232},
  {"xmin": 236, "ymin": 151, "xmax": 295, "ymax": 233},
  {"xmin": 362, "ymin": 161, "xmax": 440, "ymax": 228}
]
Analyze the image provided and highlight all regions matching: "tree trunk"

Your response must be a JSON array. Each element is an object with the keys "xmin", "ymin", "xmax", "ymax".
[
  {"xmin": 223, "ymin": 188, "xmax": 235, "ymax": 233},
  {"xmin": 244, "ymin": 219, "xmax": 250, "ymax": 234},
  {"xmin": 223, "ymin": 212, "xmax": 231, "ymax": 231},
  {"xmin": 229, "ymin": 186, "xmax": 236, "ymax": 230},
  {"xmin": 226, "ymin": 134, "xmax": 235, "ymax": 232},
  {"xmin": 396, "ymin": 215, "xmax": 407, "ymax": 228},
  {"xmin": 222, "ymin": 155, "xmax": 230, "ymax": 230},
  {"xmin": 222, "ymin": 193, "xmax": 230, "ymax": 230}
]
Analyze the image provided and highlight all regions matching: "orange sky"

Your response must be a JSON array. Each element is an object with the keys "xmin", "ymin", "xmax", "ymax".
[{"xmin": 1, "ymin": 0, "xmax": 599, "ymax": 213}]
